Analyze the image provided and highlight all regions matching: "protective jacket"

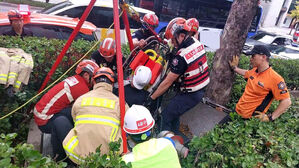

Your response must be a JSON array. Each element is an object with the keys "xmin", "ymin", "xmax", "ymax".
[
  {"xmin": 122, "ymin": 138, "xmax": 181, "ymax": 168},
  {"xmin": 63, "ymin": 82, "xmax": 126, "ymax": 164},
  {"xmin": 177, "ymin": 37, "xmax": 209, "ymax": 92},
  {"xmin": 34, "ymin": 75, "xmax": 89, "ymax": 126},
  {"xmin": 0, "ymin": 48, "xmax": 34, "ymax": 91}
]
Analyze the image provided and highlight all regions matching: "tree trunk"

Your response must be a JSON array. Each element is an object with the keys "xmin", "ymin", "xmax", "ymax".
[{"xmin": 205, "ymin": 0, "xmax": 259, "ymax": 105}]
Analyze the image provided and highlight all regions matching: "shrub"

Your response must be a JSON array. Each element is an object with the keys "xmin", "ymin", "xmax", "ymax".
[{"xmin": 0, "ymin": 36, "xmax": 96, "ymax": 142}]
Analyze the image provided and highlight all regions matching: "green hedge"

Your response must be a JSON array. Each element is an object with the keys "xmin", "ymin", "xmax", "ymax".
[
  {"xmin": 0, "ymin": 36, "xmax": 97, "ymax": 143},
  {"xmin": 0, "ymin": 36, "xmax": 298, "ymax": 167}
]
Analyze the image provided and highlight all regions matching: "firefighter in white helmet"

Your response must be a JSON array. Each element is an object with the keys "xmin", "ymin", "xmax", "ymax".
[
  {"xmin": 114, "ymin": 65, "xmax": 152, "ymax": 106},
  {"xmin": 122, "ymin": 105, "xmax": 181, "ymax": 168}
]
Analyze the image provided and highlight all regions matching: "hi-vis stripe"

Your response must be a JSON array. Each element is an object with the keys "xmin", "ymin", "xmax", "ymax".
[
  {"xmin": 20, "ymin": 58, "xmax": 34, "ymax": 68},
  {"xmin": 81, "ymin": 97, "xmax": 115, "ymax": 109},
  {"xmin": 8, "ymin": 72, "xmax": 17, "ymax": 79},
  {"xmin": 75, "ymin": 114, "xmax": 120, "ymax": 141},
  {"xmin": 63, "ymin": 136, "xmax": 83, "ymax": 163},
  {"xmin": 0, "ymin": 74, "xmax": 7, "ymax": 82},
  {"xmin": 34, "ymin": 82, "xmax": 74, "ymax": 120},
  {"xmin": 14, "ymin": 81, "xmax": 21, "ymax": 89},
  {"xmin": 10, "ymin": 55, "xmax": 22, "ymax": 62}
]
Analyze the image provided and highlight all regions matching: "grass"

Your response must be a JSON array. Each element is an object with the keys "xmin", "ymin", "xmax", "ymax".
[{"xmin": 0, "ymin": 0, "xmax": 54, "ymax": 8}]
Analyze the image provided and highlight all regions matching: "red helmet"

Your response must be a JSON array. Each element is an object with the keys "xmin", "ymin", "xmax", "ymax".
[
  {"xmin": 93, "ymin": 67, "xmax": 115, "ymax": 83},
  {"xmin": 99, "ymin": 38, "xmax": 116, "ymax": 58},
  {"xmin": 8, "ymin": 10, "xmax": 23, "ymax": 20},
  {"xmin": 143, "ymin": 13, "xmax": 159, "ymax": 28},
  {"xmin": 165, "ymin": 17, "xmax": 190, "ymax": 40},
  {"xmin": 186, "ymin": 18, "xmax": 199, "ymax": 33},
  {"xmin": 75, "ymin": 59, "xmax": 99, "ymax": 75}
]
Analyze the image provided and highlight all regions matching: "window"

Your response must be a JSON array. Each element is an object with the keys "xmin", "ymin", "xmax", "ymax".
[
  {"xmin": 0, "ymin": 25, "xmax": 11, "ymax": 35},
  {"xmin": 41, "ymin": 1, "xmax": 72, "ymax": 14},
  {"xmin": 23, "ymin": 24, "xmax": 95, "ymax": 41}
]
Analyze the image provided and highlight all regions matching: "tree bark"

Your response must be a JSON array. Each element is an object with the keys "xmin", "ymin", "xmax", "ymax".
[{"xmin": 205, "ymin": 0, "xmax": 259, "ymax": 105}]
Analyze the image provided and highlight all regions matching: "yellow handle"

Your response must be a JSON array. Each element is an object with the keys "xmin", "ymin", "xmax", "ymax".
[{"xmin": 144, "ymin": 49, "xmax": 157, "ymax": 61}]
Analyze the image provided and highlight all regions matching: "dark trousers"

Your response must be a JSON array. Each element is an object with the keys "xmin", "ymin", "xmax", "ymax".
[
  {"xmin": 161, "ymin": 89, "xmax": 205, "ymax": 132},
  {"xmin": 51, "ymin": 115, "xmax": 73, "ymax": 162},
  {"xmin": 38, "ymin": 107, "xmax": 73, "ymax": 134}
]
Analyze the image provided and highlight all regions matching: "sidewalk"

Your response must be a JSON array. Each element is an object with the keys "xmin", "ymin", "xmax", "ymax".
[
  {"xmin": 32, "ymin": 0, "xmax": 66, "ymax": 4},
  {"xmin": 0, "ymin": 2, "xmax": 43, "ymax": 12}
]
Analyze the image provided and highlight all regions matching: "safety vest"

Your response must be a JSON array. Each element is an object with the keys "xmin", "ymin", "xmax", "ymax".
[
  {"xmin": 178, "ymin": 38, "xmax": 209, "ymax": 93},
  {"xmin": 63, "ymin": 83, "xmax": 124, "ymax": 164},
  {"xmin": 34, "ymin": 75, "xmax": 89, "ymax": 126},
  {"xmin": 122, "ymin": 138, "xmax": 181, "ymax": 168}
]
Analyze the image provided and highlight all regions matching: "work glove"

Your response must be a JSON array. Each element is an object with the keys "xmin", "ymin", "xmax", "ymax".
[
  {"xmin": 229, "ymin": 55, "xmax": 239, "ymax": 70},
  {"xmin": 254, "ymin": 111, "xmax": 271, "ymax": 122}
]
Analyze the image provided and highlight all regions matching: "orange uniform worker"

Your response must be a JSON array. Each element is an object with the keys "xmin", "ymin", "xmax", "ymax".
[{"xmin": 230, "ymin": 45, "xmax": 291, "ymax": 121}]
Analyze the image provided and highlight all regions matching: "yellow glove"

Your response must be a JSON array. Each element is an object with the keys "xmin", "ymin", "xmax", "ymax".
[
  {"xmin": 254, "ymin": 111, "xmax": 270, "ymax": 122},
  {"xmin": 229, "ymin": 55, "xmax": 239, "ymax": 70}
]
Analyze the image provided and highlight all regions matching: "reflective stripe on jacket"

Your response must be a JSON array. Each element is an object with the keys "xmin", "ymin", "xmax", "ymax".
[
  {"xmin": 63, "ymin": 82, "xmax": 127, "ymax": 164},
  {"xmin": 0, "ymin": 48, "xmax": 34, "ymax": 90},
  {"xmin": 34, "ymin": 75, "xmax": 89, "ymax": 126},
  {"xmin": 178, "ymin": 38, "xmax": 210, "ymax": 92},
  {"xmin": 122, "ymin": 138, "xmax": 181, "ymax": 168}
]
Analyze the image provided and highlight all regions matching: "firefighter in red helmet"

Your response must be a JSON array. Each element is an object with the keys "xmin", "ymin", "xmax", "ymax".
[
  {"xmin": 91, "ymin": 37, "xmax": 125, "ymax": 73},
  {"xmin": 147, "ymin": 18, "xmax": 210, "ymax": 137},
  {"xmin": 132, "ymin": 13, "xmax": 159, "ymax": 48},
  {"xmin": 3, "ymin": 10, "xmax": 33, "ymax": 37}
]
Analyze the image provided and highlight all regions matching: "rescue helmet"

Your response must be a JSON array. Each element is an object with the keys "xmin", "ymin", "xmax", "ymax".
[
  {"xmin": 123, "ymin": 105, "xmax": 155, "ymax": 135},
  {"xmin": 93, "ymin": 67, "xmax": 115, "ymax": 83},
  {"xmin": 75, "ymin": 59, "xmax": 99, "ymax": 76},
  {"xmin": 186, "ymin": 18, "xmax": 199, "ymax": 33},
  {"xmin": 165, "ymin": 17, "xmax": 191, "ymax": 40},
  {"xmin": 143, "ymin": 13, "xmax": 159, "ymax": 28},
  {"xmin": 132, "ymin": 66, "xmax": 152, "ymax": 90},
  {"xmin": 8, "ymin": 10, "xmax": 23, "ymax": 21},
  {"xmin": 99, "ymin": 38, "xmax": 116, "ymax": 58}
]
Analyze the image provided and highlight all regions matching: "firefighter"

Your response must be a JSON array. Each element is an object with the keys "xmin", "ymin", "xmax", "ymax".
[
  {"xmin": 34, "ymin": 59, "xmax": 99, "ymax": 134},
  {"xmin": 113, "ymin": 65, "xmax": 152, "ymax": 106},
  {"xmin": 62, "ymin": 67, "xmax": 128, "ymax": 165},
  {"xmin": 132, "ymin": 13, "xmax": 159, "ymax": 48},
  {"xmin": 91, "ymin": 38, "xmax": 124, "ymax": 73},
  {"xmin": 3, "ymin": 10, "xmax": 33, "ymax": 37},
  {"xmin": 122, "ymin": 105, "xmax": 181, "ymax": 168},
  {"xmin": 146, "ymin": 18, "xmax": 210, "ymax": 134},
  {"xmin": 186, "ymin": 18, "xmax": 199, "ymax": 40}
]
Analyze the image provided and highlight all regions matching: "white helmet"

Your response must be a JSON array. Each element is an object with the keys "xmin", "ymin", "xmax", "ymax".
[
  {"xmin": 123, "ymin": 105, "xmax": 155, "ymax": 135},
  {"xmin": 132, "ymin": 66, "xmax": 152, "ymax": 90}
]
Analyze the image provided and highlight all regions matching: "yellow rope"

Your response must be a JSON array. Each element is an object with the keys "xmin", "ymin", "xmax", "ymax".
[{"xmin": 0, "ymin": 11, "xmax": 124, "ymax": 120}]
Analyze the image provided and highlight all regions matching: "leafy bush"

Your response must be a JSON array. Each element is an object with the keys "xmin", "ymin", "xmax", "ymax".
[
  {"xmin": 0, "ymin": 36, "xmax": 96, "ymax": 142},
  {"xmin": 0, "ymin": 134, "xmax": 130, "ymax": 168},
  {"xmin": 0, "ymin": 133, "xmax": 66, "ymax": 168},
  {"xmin": 181, "ymin": 105, "xmax": 299, "ymax": 168}
]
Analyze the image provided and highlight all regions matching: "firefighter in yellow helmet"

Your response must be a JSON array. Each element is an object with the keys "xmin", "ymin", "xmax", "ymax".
[{"xmin": 62, "ymin": 67, "xmax": 129, "ymax": 165}]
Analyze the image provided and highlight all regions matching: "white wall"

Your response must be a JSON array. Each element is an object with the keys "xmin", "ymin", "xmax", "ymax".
[
  {"xmin": 260, "ymin": 0, "xmax": 284, "ymax": 27},
  {"xmin": 277, "ymin": 0, "xmax": 293, "ymax": 27}
]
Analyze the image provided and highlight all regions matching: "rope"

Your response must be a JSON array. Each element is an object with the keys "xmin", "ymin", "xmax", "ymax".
[{"xmin": 0, "ymin": 12, "xmax": 124, "ymax": 120}]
